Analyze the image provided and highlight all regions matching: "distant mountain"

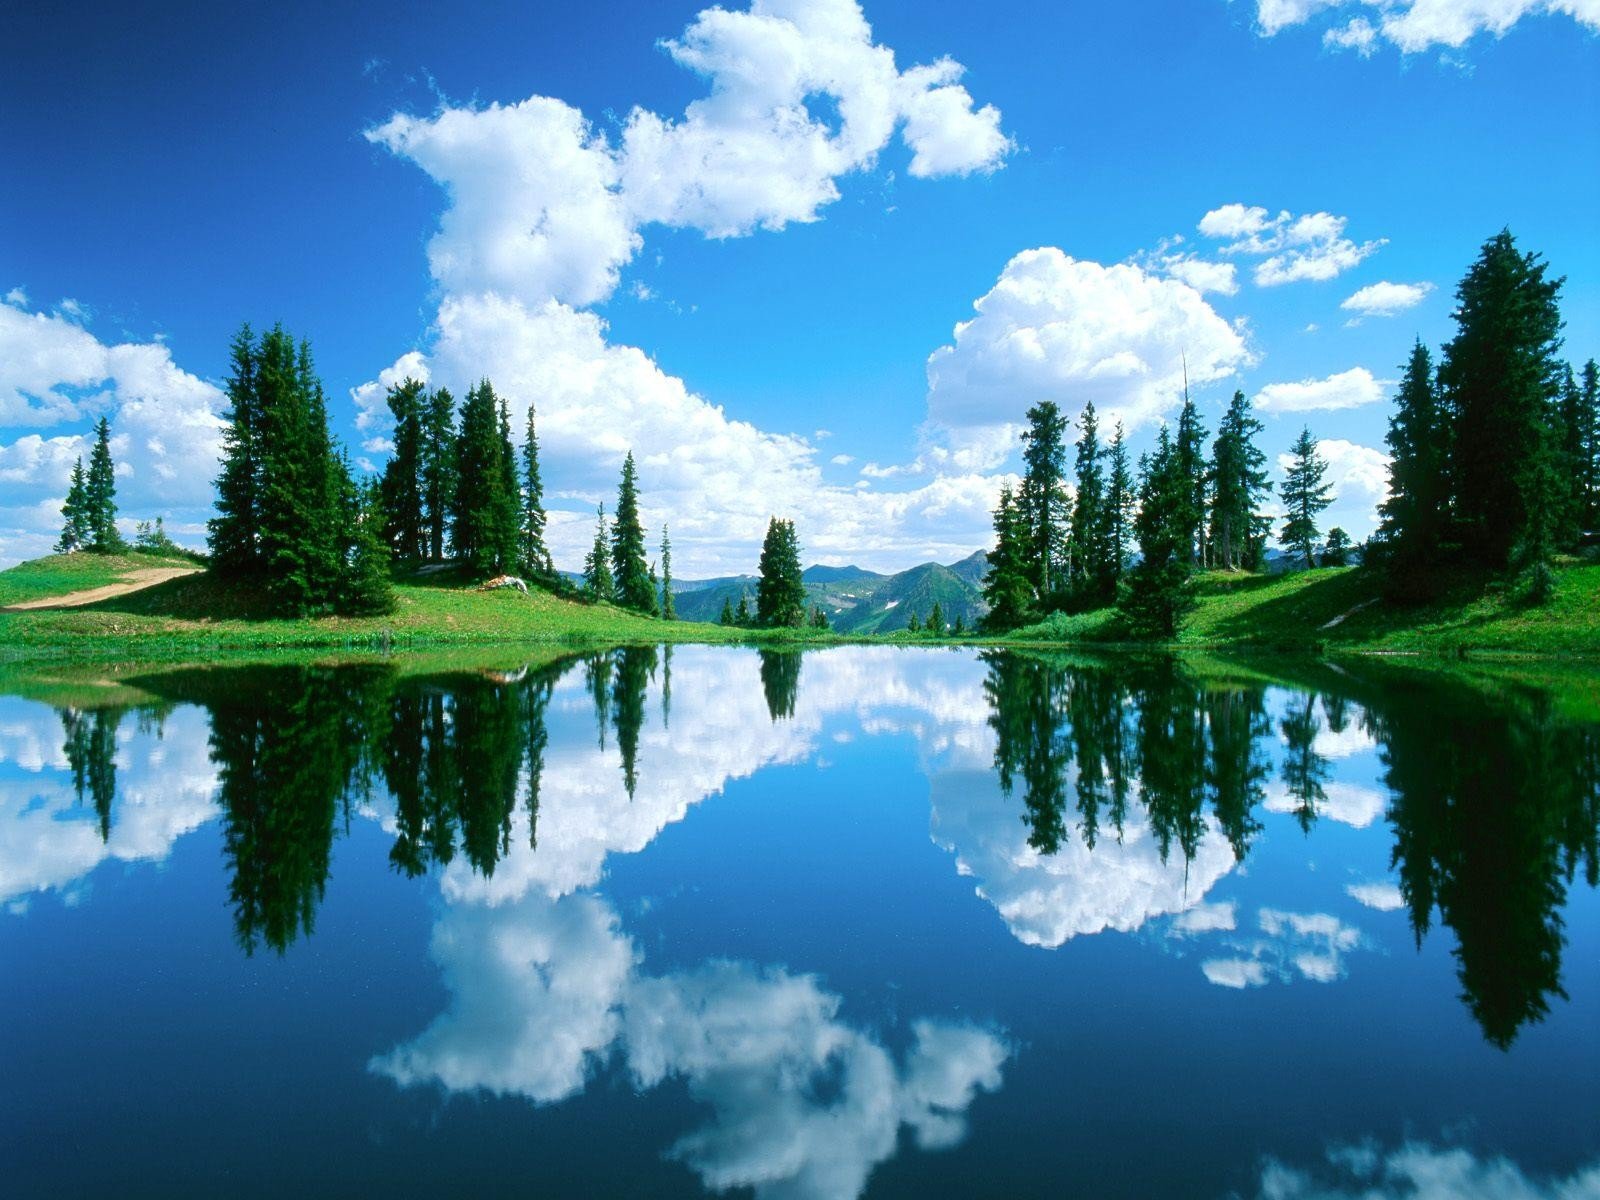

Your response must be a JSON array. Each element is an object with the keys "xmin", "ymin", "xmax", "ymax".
[{"xmin": 673, "ymin": 555, "xmax": 988, "ymax": 630}]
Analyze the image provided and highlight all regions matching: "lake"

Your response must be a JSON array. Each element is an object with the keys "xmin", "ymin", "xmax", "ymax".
[{"xmin": 2, "ymin": 646, "xmax": 1596, "ymax": 1198}]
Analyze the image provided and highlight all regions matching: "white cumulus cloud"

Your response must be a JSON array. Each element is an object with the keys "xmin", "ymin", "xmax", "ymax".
[
  {"xmin": 1253, "ymin": 0, "xmax": 1600, "ymax": 53},
  {"xmin": 1198, "ymin": 205, "xmax": 1385, "ymax": 286},
  {"xmin": 1257, "ymin": 367, "xmax": 1386, "ymax": 413},
  {"xmin": 1342, "ymin": 280, "xmax": 1434, "ymax": 317}
]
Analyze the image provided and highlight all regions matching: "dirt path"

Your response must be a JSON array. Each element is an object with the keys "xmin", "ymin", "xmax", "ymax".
[{"xmin": 2, "ymin": 567, "xmax": 200, "ymax": 612}]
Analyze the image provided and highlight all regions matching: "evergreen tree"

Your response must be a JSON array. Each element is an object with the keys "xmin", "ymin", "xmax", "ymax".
[
  {"xmin": 810, "ymin": 605, "xmax": 829, "ymax": 629},
  {"xmin": 1121, "ymin": 426, "xmax": 1196, "ymax": 637},
  {"xmin": 253, "ymin": 327, "xmax": 319, "ymax": 611},
  {"xmin": 133, "ymin": 515, "xmax": 182, "ymax": 556},
  {"xmin": 84, "ymin": 416, "xmax": 123, "ymax": 552},
  {"xmin": 1280, "ymin": 427, "xmax": 1334, "ymax": 570},
  {"xmin": 1377, "ymin": 342, "xmax": 1449, "ymax": 595},
  {"xmin": 734, "ymin": 593, "xmax": 752, "ymax": 626},
  {"xmin": 380, "ymin": 378, "xmax": 426, "ymax": 561},
  {"xmin": 719, "ymin": 596, "xmax": 736, "ymax": 625},
  {"xmin": 1070, "ymin": 400, "xmax": 1112, "ymax": 606},
  {"xmin": 1207, "ymin": 390, "xmax": 1272, "ymax": 571},
  {"xmin": 610, "ymin": 452, "xmax": 656, "ymax": 612},
  {"xmin": 659, "ymin": 526, "xmax": 676, "ymax": 620},
  {"xmin": 927, "ymin": 600, "xmax": 945, "ymax": 634},
  {"xmin": 1019, "ymin": 401, "xmax": 1072, "ymax": 602},
  {"xmin": 1104, "ymin": 423, "xmax": 1135, "ymax": 591},
  {"xmin": 952, "ymin": 613, "xmax": 966, "ymax": 635},
  {"xmin": 1175, "ymin": 392, "xmax": 1209, "ymax": 566},
  {"xmin": 907, "ymin": 611, "xmax": 921, "ymax": 633},
  {"xmin": 56, "ymin": 458, "xmax": 90, "ymax": 553},
  {"xmin": 1581, "ymin": 360, "xmax": 1600, "ymax": 534},
  {"xmin": 982, "ymin": 484, "xmax": 1034, "ymax": 631},
  {"xmin": 421, "ymin": 386, "xmax": 456, "ymax": 562},
  {"xmin": 341, "ymin": 473, "xmax": 396, "ymax": 615},
  {"xmin": 1441, "ymin": 229, "xmax": 1566, "ymax": 571},
  {"xmin": 451, "ymin": 380, "xmax": 518, "ymax": 575},
  {"xmin": 210, "ymin": 323, "xmax": 261, "ymax": 574},
  {"xmin": 520, "ymin": 400, "xmax": 551, "ymax": 578},
  {"xmin": 1322, "ymin": 527, "xmax": 1352, "ymax": 567},
  {"xmin": 583, "ymin": 504, "xmax": 613, "ymax": 599},
  {"xmin": 756, "ymin": 517, "xmax": 806, "ymax": 627}
]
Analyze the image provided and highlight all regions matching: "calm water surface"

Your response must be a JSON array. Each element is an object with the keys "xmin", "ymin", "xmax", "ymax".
[{"xmin": 2, "ymin": 646, "xmax": 1597, "ymax": 1198}]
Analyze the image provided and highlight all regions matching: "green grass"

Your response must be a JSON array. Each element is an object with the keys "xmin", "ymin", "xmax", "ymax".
[
  {"xmin": 4, "ymin": 553, "xmax": 1599, "ymax": 666},
  {"xmin": 0, "ymin": 551, "xmax": 199, "ymax": 607}
]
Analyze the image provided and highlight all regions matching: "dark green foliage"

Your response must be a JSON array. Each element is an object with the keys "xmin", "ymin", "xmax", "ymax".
[
  {"xmin": 341, "ymin": 474, "xmax": 396, "ymax": 616},
  {"xmin": 982, "ymin": 484, "xmax": 1033, "ymax": 630},
  {"xmin": 809, "ymin": 604, "xmax": 829, "ymax": 629},
  {"xmin": 1175, "ymin": 393, "xmax": 1209, "ymax": 566},
  {"xmin": 61, "ymin": 705, "xmax": 123, "ymax": 840},
  {"xmin": 1442, "ymin": 230, "xmax": 1566, "ymax": 572},
  {"xmin": 1208, "ymin": 390, "xmax": 1272, "ymax": 571},
  {"xmin": 756, "ymin": 517, "xmax": 806, "ymax": 627},
  {"xmin": 611, "ymin": 646, "xmax": 655, "ymax": 797},
  {"xmin": 451, "ymin": 380, "xmax": 520, "ymax": 576},
  {"xmin": 734, "ymin": 593, "xmax": 752, "ymax": 626},
  {"xmin": 1280, "ymin": 427, "xmax": 1333, "ymax": 570},
  {"xmin": 907, "ymin": 611, "xmax": 921, "ymax": 633},
  {"xmin": 422, "ymin": 387, "xmax": 457, "ymax": 562},
  {"xmin": 56, "ymin": 458, "xmax": 90, "ymax": 553},
  {"xmin": 719, "ymin": 596, "xmax": 736, "ymax": 625},
  {"xmin": 952, "ymin": 614, "xmax": 966, "ymax": 635},
  {"xmin": 84, "ymin": 416, "xmax": 124, "ymax": 553},
  {"xmin": 759, "ymin": 650, "xmax": 802, "ymax": 721},
  {"xmin": 132, "ymin": 516, "xmax": 184, "ymax": 556},
  {"xmin": 1105, "ymin": 423, "xmax": 1135, "ymax": 592},
  {"xmin": 210, "ymin": 325, "xmax": 261, "ymax": 575},
  {"xmin": 1121, "ymin": 426, "xmax": 1196, "ymax": 637},
  {"xmin": 659, "ymin": 526, "xmax": 676, "ymax": 620},
  {"xmin": 1376, "ymin": 342, "xmax": 1450, "ymax": 599},
  {"xmin": 1581, "ymin": 360, "xmax": 1600, "ymax": 534},
  {"xmin": 380, "ymin": 378, "xmax": 427, "ymax": 561},
  {"xmin": 927, "ymin": 599, "xmax": 945, "ymax": 634},
  {"xmin": 610, "ymin": 452, "xmax": 656, "ymax": 613},
  {"xmin": 1322, "ymin": 527, "xmax": 1352, "ymax": 567},
  {"xmin": 1070, "ymin": 401, "xmax": 1116, "ymax": 607},
  {"xmin": 1020, "ymin": 401, "xmax": 1071, "ymax": 601},
  {"xmin": 584, "ymin": 504, "xmax": 613, "ymax": 599},
  {"xmin": 520, "ymin": 401, "xmax": 551, "ymax": 578}
]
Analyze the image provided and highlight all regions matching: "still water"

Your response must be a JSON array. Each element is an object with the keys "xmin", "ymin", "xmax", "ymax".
[{"xmin": 1, "ymin": 646, "xmax": 1596, "ymax": 1198}]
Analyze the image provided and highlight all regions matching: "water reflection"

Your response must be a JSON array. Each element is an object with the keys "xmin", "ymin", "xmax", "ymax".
[{"xmin": 1, "ymin": 646, "xmax": 1597, "ymax": 1196}]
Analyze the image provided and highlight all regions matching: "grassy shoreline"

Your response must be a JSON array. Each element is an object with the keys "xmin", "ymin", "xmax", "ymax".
[{"xmin": 2, "ymin": 552, "xmax": 1598, "ymax": 668}]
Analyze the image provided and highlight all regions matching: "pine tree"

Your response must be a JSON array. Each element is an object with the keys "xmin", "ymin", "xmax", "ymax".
[
  {"xmin": 982, "ymin": 484, "xmax": 1033, "ymax": 630},
  {"xmin": 756, "ymin": 517, "xmax": 806, "ymax": 627},
  {"xmin": 610, "ymin": 452, "xmax": 656, "ymax": 612},
  {"xmin": 952, "ymin": 614, "xmax": 966, "ymax": 635},
  {"xmin": 210, "ymin": 324, "xmax": 261, "ymax": 574},
  {"xmin": 520, "ymin": 400, "xmax": 551, "ymax": 578},
  {"xmin": 298, "ymin": 340, "xmax": 344, "ymax": 608},
  {"xmin": 1020, "ymin": 401, "xmax": 1071, "ymax": 603},
  {"xmin": 56, "ymin": 458, "xmax": 90, "ymax": 553},
  {"xmin": 1322, "ymin": 527, "xmax": 1352, "ymax": 567},
  {"xmin": 734, "ymin": 593, "xmax": 752, "ymax": 627},
  {"xmin": 1121, "ymin": 426, "xmax": 1197, "ymax": 637},
  {"xmin": 583, "ymin": 504, "xmax": 613, "ymax": 599},
  {"xmin": 719, "ymin": 596, "xmax": 736, "ymax": 625},
  {"xmin": 1441, "ymin": 229, "xmax": 1566, "ymax": 571},
  {"xmin": 253, "ymin": 327, "xmax": 317, "ymax": 611},
  {"xmin": 907, "ymin": 611, "xmax": 921, "ymax": 633},
  {"xmin": 381, "ymin": 378, "xmax": 427, "ymax": 561},
  {"xmin": 1207, "ymin": 391, "xmax": 1272, "ymax": 571},
  {"xmin": 1105, "ymin": 424, "xmax": 1135, "ymax": 591},
  {"xmin": 421, "ymin": 387, "xmax": 456, "ymax": 562},
  {"xmin": 1376, "ymin": 342, "xmax": 1449, "ymax": 596},
  {"xmin": 84, "ymin": 416, "xmax": 123, "ymax": 552},
  {"xmin": 659, "ymin": 526, "xmax": 676, "ymax": 620},
  {"xmin": 1175, "ymin": 392, "xmax": 1210, "ymax": 567},
  {"xmin": 1280, "ymin": 427, "xmax": 1333, "ymax": 570},
  {"xmin": 1070, "ymin": 400, "xmax": 1111, "ymax": 606},
  {"xmin": 341, "ymin": 471, "xmax": 396, "ymax": 615},
  {"xmin": 451, "ymin": 380, "xmax": 518, "ymax": 575},
  {"xmin": 1581, "ymin": 360, "xmax": 1600, "ymax": 534},
  {"xmin": 927, "ymin": 600, "xmax": 945, "ymax": 634},
  {"xmin": 810, "ymin": 605, "xmax": 829, "ymax": 630}
]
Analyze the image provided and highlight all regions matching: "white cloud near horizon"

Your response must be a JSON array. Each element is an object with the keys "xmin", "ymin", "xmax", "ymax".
[
  {"xmin": 1245, "ymin": 1140, "xmax": 1600, "ymax": 1200},
  {"xmin": 1257, "ymin": 367, "xmax": 1387, "ymax": 413},
  {"xmin": 1254, "ymin": 0, "xmax": 1600, "ymax": 53},
  {"xmin": 920, "ymin": 248, "xmax": 1252, "ymax": 469}
]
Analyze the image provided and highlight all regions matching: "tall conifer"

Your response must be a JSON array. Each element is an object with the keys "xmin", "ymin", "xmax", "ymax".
[
  {"xmin": 1020, "ymin": 401, "xmax": 1071, "ymax": 602},
  {"xmin": 610, "ymin": 452, "xmax": 655, "ymax": 612},
  {"xmin": 1207, "ymin": 391, "xmax": 1272, "ymax": 571},
  {"xmin": 521, "ymin": 400, "xmax": 551, "ymax": 578},
  {"xmin": 756, "ymin": 517, "xmax": 806, "ymax": 628},
  {"xmin": 1280, "ymin": 427, "xmax": 1333, "ymax": 570},
  {"xmin": 56, "ymin": 458, "xmax": 90, "ymax": 553},
  {"xmin": 659, "ymin": 526, "xmax": 676, "ymax": 620},
  {"xmin": 422, "ymin": 387, "xmax": 456, "ymax": 562},
  {"xmin": 381, "ymin": 378, "xmax": 427, "ymax": 561},
  {"xmin": 84, "ymin": 416, "xmax": 123, "ymax": 552}
]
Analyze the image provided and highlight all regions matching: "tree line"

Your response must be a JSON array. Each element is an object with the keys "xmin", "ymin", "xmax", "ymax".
[{"xmin": 983, "ymin": 229, "xmax": 1598, "ymax": 636}]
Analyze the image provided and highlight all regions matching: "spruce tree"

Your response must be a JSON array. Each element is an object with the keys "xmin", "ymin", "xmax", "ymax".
[
  {"xmin": 1280, "ymin": 427, "xmax": 1333, "ymax": 570},
  {"xmin": 734, "ymin": 593, "xmax": 751, "ymax": 627},
  {"xmin": 56, "ymin": 458, "xmax": 90, "ymax": 553},
  {"xmin": 982, "ymin": 484, "xmax": 1033, "ymax": 630},
  {"xmin": 1581, "ymin": 360, "xmax": 1600, "ymax": 534},
  {"xmin": 810, "ymin": 605, "xmax": 829, "ymax": 630},
  {"xmin": 1070, "ymin": 400, "xmax": 1111, "ymax": 606},
  {"xmin": 659, "ymin": 526, "xmax": 676, "ymax": 620},
  {"xmin": 1322, "ymin": 527, "xmax": 1352, "ymax": 567},
  {"xmin": 907, "ymin": 611, "xmax": 921, "ymax": 633},
  {"xmin": 756, "ymin": 517, "xmax": 806, "ymax": 627},
  {"xmin": 341, "ymin": 471, "xmax": 396, "ymax": 615},
  {"xmin": 254, "ymin": 327, "xmax": 316, "ymax": 611},
  {"xmin": 1440, "ymin": 229, "xmax": 1566, "ymax": 570},
  {"xmin": 421, "ymin": 387, "xmax": 456, "ymax": 562},
  {"xmin": 451, "ymin": 380, "xmax": 518, "ymax": 576},
  {"xmin": 610, "ymin": 452, "xmax": 655, "ymax": 612},
  {"xmin": 1377, "ymin": 342, "xmax": 1449, "ymax": 595},
  {"xmin": 927, "ymin": 600, "xmax": 945, "ymax": 634},
  {"xmin": 520, "ymin": 400, "xmax": 551, "ymax": 578},
  {"xmin": 84, "ymin": 416, "xmax": 123, "ymax": 552},
  {"xmin": 1019, "ymin": 401, "xmax": 1071, "ymax": 603},
  {"xmin": 719, "ymin": 596, "xmax": 736, "ymax": 625},
  {"xmin": 583, "ymin": 504, "xmax": 613, "ymax": 599},
  {"xmin": 210, "ymin": 324, "xmax": 261, "ymax": 574},
  {"xmin": 381, "ymin": 378, "xmax": 426, "ymax": 561},
  {"xmin": 1121, "ymin": 426, "xmax": 1196, "ymax": 637},
  {"xmin": 1104, "ymin": 424, "xmax": 1135, "ymax": 591},
  {"xmin": 1175, "ymin": 392, "xmax": 1210, "ymax": 567},
  {"xmin": 1207, "ymin": 391, "xmax": 1272, "ymax": 571}
]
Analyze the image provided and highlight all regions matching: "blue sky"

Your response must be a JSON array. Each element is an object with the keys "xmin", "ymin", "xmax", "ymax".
[{"xmin": 3, "ymin": 0, "xmax": 1597, "ymax": 574}]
